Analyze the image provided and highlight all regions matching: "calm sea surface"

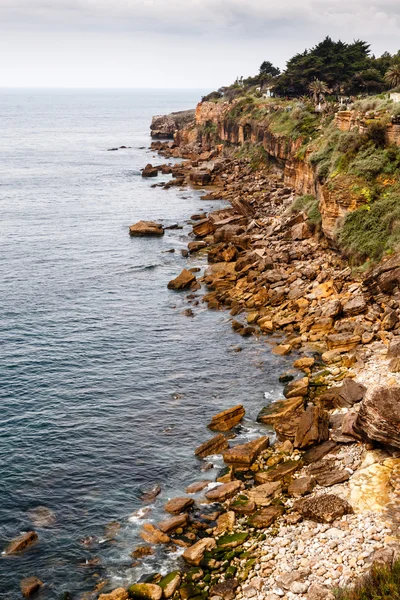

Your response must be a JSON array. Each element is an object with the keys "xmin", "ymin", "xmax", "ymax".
[{"xmin": 0, "ymin": 90, "xmax": 292, "ymax": 598}]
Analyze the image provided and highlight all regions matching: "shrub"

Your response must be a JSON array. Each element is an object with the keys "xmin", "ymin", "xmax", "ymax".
[
  {"xmin": 334, "ymin": 558, "xmax": 400, "ymax": 600},
  {"xmin": 291, "ymin": 194, "xmax": 322, "ymax": 225}
]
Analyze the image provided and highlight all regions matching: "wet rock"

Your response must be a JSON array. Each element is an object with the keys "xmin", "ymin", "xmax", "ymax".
[
  {"xmin": 164, "ymin": 497, "xmax": 194, "ymax": 514},
  {"xmin": 257, "ymin": 397, "xmax": 304, "ymax": 426},
  {"xmin": 182, "ymin": 537, "xmax": 216, "ymax": 566},
  {"xmin": 205, "ymin": 480, "xmax": 242, "ymax": 502},
  {"xmin": 141, "ymin": 484, "xmax": 161, "ymax": 503},
  {"xmin": 128, "ymin": 583, "xmax": 162, "ymax": 600},
  {"xmin": 4, "ymin": 531, "xmax": 38, "ymax": 555},
  {"xmin": 159, "ymin": 572, "xmax": 181, "ymax": 599},
  {"xmin": 194, "ymin": 434, "xmax": 229, "ymax": 458},
  {"xmin": 294, "ymin": 406, "xmax": 329, "ymax": 449},
  {"xmin": 192, "ymin": 219, "xmax": 215, "ymax": 238},
  {"xmin": 295, "ymin": 494, "xmax": 352, "ymax": 523},
  {"xmin": 355, "ymin": 385, "xmax": 400, "ymax": 448},
  {"xmin": 142, "ymin": 164, "xmax": 159, "ymax": 177},
  {"xmin": 99, "ymin": 589, "xmax": 129, "ymax": 600},
  {"xmin": 129, "ymin": 221, "xmax": 164, "ymax": 237},
  {"xmin": 283, "ymin": 378, "xmax": 309, "ymax": 398},
  {"xmin": 248, "ymin": 505, "xmax": 285, "ymax": 528},
  {"xmin": 20, "ymin": 577, "xmax": 43, "ymax": 597},
  {"xmin": 208, "ymin": 405, "xmax": 245, "ymax": 432},
  {"xmin": 211, "ymin": 579, "xmax": 239, "ymax": 600},
  {"xmin": 140, "ymin": 524, "xmax": 170, "ymax": 545},
  {"xmin": 223, "ymin": 436, "xmax": 269, "ymax": 468},
  {"xmin": 248, "ymin": 481, "xmax": 282, "ymax": 506},
  {"xmin": 188, "ymin": 241, "xmax": 207, "ymax": 253},
  {"xmin": 288, "ymin": 476, "xmax": 316, "ymax": 497},
  {"xmin": 168, "ymin": 269, "xmax": 196, "ymax": 290},
  {"xmin": 272, "ymin": 344, "xmax": 292, "ymax": 356},
  {"xmin": 27, "ymin": 506, "xmax": 56, "ymax": 528},
  {"xmin": 186, "ymin": 481, "xmax": 210, "ymax": 494},
  {"xmin": 318, "ymin": 378, "xmax": 366, "ymax": 409},
  {"xmin": 157, "ymin": 514, "xmax": 188, "ymax": 533}
]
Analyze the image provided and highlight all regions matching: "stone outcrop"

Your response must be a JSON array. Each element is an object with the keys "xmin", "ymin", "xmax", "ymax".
[
  {"xmin": 4, "ymin": 531, "xmax": 38, "ymax": 555},
  {"xmin": 129, "ymin": 221, "xmax": 164, "ymax": 237},
  {"xmin": 20, "ymin": 577, "xmax": 43, "ymax": 598},
  {"xmin": 167, "ymin": 269, "xmax": 196, "ymax": 290},
  {"xmin": 194, "ymin": 434, "xmax": 228, "ymax": 458},
  {"xmin": 151, "ymin": 110, "xmax": 195, "ymax": 139},
  {"xmin": 355, "ymin": 386, "xmax": 400, "ymax": 449},
  {"xmin": 208, "ymin": 405, "xmax": 245, "ymax": 431}
]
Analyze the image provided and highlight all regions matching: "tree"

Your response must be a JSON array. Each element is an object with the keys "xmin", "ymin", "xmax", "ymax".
[
  {"xmin": 308, "ymin": 79, "xmax": 329, "ymax": 104},
  {"xmin": 385, "ymin": 64, "xmax": 400, "ymax": 89},
  {"xmin": 259, "ymin": 61, "xmax": 281, "ymax": 78}
]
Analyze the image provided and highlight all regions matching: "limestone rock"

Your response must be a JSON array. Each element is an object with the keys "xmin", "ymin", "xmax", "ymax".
[
  {"xmin": 355, "ymin": 385, "xmax": 400, "ymax": 448},
  {"xmin": 99, "ymin": 589, "xmax": 129, "ymax": 600},
  {"xmin": 208, "ymin": 405, "xmax": 245, "ymax": 432},
  {"xmin": 159, "ymin": 572, "xmax": 181, "ymax": 599},
  {"xmin": 182, "ymin": 537, "xmax": 216, "ymax": 566},
  {"xmin": 195, "ymin": 434, "xmax": 228, "ymax": 458},
  {"xmin": 294, "ymin": 406, "xmax": 329, "ymax": 449},
  {"xmin": 318, "ymin": 378, "xmax": 366, "ymax": 409},
  {"xmin": 129, "ymin": 220, "xmax": 164, "ymax": 236},
  {"xmin": 248, "ymin": 505, "xmax": 285, "ymax": 528},
  {"xmin": 164, "ymin": 497, "xmax": 194, "ymax": 514},
  {"xmin": 308, "ymin": 459, "xmax": 350, "ymax": 487},
  {"xmin": 205, "ymin": 480, "xmax": 242, "ymax": 502},
  {"xmin": 223, "ymin": 436, "xmax": 270, "ymax": 468},
  {"xmin": 128, "ymin": 583, "xmax": 162, "ymax": 600},
  {"xmin": 140, "ymin": 523, "xmax": 170, "ymax": 545},
  {"xmin": 167, "ymin": 269, "xmax": 196, "ymax": 290},
  {"xmin": 20, "ymin": 577, "xmax": 43, "ymax": 598},
  {"xmin": 288, "ymin": 476, "xmax": 316, "ymax": 497},
  {"xmin": 157, "ymin": 513, "xmax": 188, "ymax": 533},
  {"xmin": 4, "ymin": 531, "xmax": 38, "ymax": 555},
  {"xmin": 248, "ymin": 481, "xmax": 282, "ymax": 506},
  {"xmin": 295, "ymin": 494, "xmax": 352, "ymax": 523}
]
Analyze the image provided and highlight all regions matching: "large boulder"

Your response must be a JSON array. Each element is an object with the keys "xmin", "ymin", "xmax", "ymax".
[
  {"xmin": 295, "ymin": 494, "xmax": 353, "ymax": 523},
  {"xmin": 128, "ymin": 583, "xmax": 162, "ymax": 600},
  {"xmin": 20, "ymin": 577, "xmax": 43, "ymax": 598},
  {"xmin": 4, "ymin": 531, "xmax": 38, "ymax": 555},
  {"xmin": 318, "ymin": 378, "xmax": 366, "ymax": 409},
  {"xmin": 294, "ymin": 406, "xmax": 329, "ymax": 449},
  {"xmin": 167, "ymin": 269, "xmax": 196, "ymax": 290},
  {"xmin": 129, "ymin": 221, "xmax": 164, "ymax": 237},
  {"xmin": 182, "ymin": 537, "xmax": 216, "ymax": 566},
  {"xmin": 142, "ymin": 164, "xmax": 158, "ymax": 177},
  {"xmin": 208, "ymin": 405, "xmax": 245, "ymax": 431},
  {"xmin": 355, "ymin": 386, "xmax": 400, "ymax": 449},
  {"xmin": 194, "ymin": 434, "xmax": 228, "ymax": 458},
  {"xmin": 222, "ymin": 436, "xmax": 270, "ymax": 469}
]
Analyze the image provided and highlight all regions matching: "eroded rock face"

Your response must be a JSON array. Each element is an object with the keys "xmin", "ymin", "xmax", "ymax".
[
  {"xmin": 151, "ymin": 110, "xmax": 195, "ymax": 139},
  {"xmin": 129, "ymin": 221, "xmax": 164, "ymax": 237},
  {"xmin": 355, "ymin": 386, "xmax": 400, "ymax": 449},
  {"xmin": 295, "ymin": 494, "xmax": 353, "ymax": 523}
]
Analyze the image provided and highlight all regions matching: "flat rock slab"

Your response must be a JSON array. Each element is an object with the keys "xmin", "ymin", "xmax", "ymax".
[
  {"xmin": 205, "ymin": 480, "xmax": 242, "ymax": 502},
  {"xmin": 140, "ymin": 523, "xmax": 170, "ymax": 545},
  {"xmin": 4, "ymin": 531, "xmax": 38, "ymax": 555},
  {"xmin": 167, "ymin": 269, "xmax": 196, "ymax": 290},
  {"xmin": 129, "ymin": 220, "xmax": 164, "ymax": 236},
  {"xmin": 355, "ymin": 385, "xmax": 400, "ymax": 449},
  {"xmin": 303, "ymin": 440, "xmax": 339, "ymax": 464},
  {"xmin": 195, "ymin": 434, "xmax": 228, "ymax": 458},
  {"xmin": 185, "ymin": 481, "xmax": 211, "ymax": 494},
  {"xmin": 128, "ymin": 583, "xmax": 162, "ymax": 600},
  {"xmin": 223, "ymin": 436, "xmax": 269, "ymax": 468},
  {"xmin": 214, "ymin": 511, "xmax": 236, "ymax": 535},
  {"xmin": 255, "ymin": 460, "xmax": 301, "ymax": 484},
  {"xmin": 157, "ymin": 513, "xmax": 188, "ymax": 533},
  {"xmin": 208, "ymin": 405, "xmax": 245, "ymax": 431},
  {"xmin": 248, "ymin": 481, "xmax": 282, "ymax": 506},
  {"xmin": 308, "ymin": 459, "xmax": 350, "ymax": 487},
  {"xmin": 248, "ymin": 505, "xmax": 285, "ymax": 528},
  {"xmin": 319, "ymin": 378, "xmax": 366, "ymax": 409},
  {"xmin": 164, "ymin": 497, "xmax": 194, "ymax": 514},
  {"xmin": 182, "ymin": 537, "xmax": 216, "ymax": 566},
  {"xmin": 295, "ymin": 494, "xmax": 353, "ymax": 523},
  {"xmin": 288, "ymin": 476, "xmax": 316, "ymax": 497},
  {"xmin": 216, "ymin": 531, "xmax": 248, "ymax": 549},
  {"xmin": 257, "ymin": 397, "xmax": 304, "ymax": 425}
]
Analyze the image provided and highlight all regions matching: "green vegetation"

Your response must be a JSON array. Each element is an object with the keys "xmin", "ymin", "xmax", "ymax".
[
  {"xmin": 335, "ymin": 559, "xmax": 400, "ymax": 600},
  {"xmin": 292, "ymin": 195, "xmax": 322, "ymax": 226}
]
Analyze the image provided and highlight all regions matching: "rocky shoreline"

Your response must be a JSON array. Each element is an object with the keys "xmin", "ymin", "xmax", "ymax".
[{"xmin": 100, "ymin": 110, "xmax": 400, "ymax": 600}]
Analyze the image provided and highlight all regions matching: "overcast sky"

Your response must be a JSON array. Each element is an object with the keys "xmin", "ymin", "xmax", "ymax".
[{"xmin": 1, "ymin": 0, "xmax": 399, "ymax": 89}]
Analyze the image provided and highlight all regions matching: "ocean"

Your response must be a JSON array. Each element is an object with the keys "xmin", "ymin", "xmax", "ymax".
[{"xmin": 0, "ymin": 89, "xmax": 291, "ymax": 598}]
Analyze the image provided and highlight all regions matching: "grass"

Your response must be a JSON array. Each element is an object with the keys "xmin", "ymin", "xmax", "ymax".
[
  {"xmin": 334, "ymin": 558, "xmax": 400, "ymax": 600},
  {"xmin": 291, "ymin": 194, "xmax": 322, "ymax": 226}
]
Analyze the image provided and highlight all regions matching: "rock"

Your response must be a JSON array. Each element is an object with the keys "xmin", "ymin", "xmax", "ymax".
[
  {"xmin": 342, "ymin": 295, "xmax": 367, "ymax": 317},
  {"xmin": 140, "ymin": 524, "xmax": 170, "ymax": 545},
  {"xmin": 288, "ymin": 476, "xmax": 316, "ymax": 497},
  {"xmin": 190, "ymin": 170, "xmax": 212, "ymax": 185},
  {"xmin": 151, "ymin": 110, "xmax": 195, "ymax": 139},
  {"xmin": 295, "ymin": 494, "xmax": 352, "ymax": 523},
  {"xmin": 257, "ymin": 397, "xmax": 304, "ymax": 425},
  {"xmin": 167, "ymin": 269, "xmax": 196, "ymax": 290},
  {"xmin": 255, "ymin": 460, "xmax": 300, "ymax": 483},
  {"xmin": 208, "ymin": 405, "xmax": 245, "ymax": 432},
  {"xmin": 208, "ymin": 244, "xmax": 237, "ymax": 264},
  {"xmin": 303, "ymin": 440, "xmax": 339, "ymax": 464},
  {"xmin": 223, "ymin": 436, "xmax": 270, "ymax": 468},
  {"xmin": 205, "ymin": 480, "xmax": 242, "ymax": 502},
  {"xmin": 248, "ymin": 481, "xmax": 282, "ymax": 506},
  {"xmin": 318, "ymin": 378, "xmax": 366, "ymax": 409},
  {"xmin": 294, "ymin": 406, "xmax": 329, "ymax": 449},
  {"xmin": 388, "ymin": 338, "xmax": 400, "ymax": 358},
  {"xmin": 283, "ymin": 378, "xmax": 309, "ymax": 398},
  {"xmin": 20, "ymin": 577, "xmax": 43, "ymax": 597},
  {"xmin": 157, "ymin": 513, "xmax": 188, "ymax": 533},
  {"xmin": 188, "ymin": 241, "xmax": 208, "ymax": 253},
  {"xmin": 128, "ymin": 583, "xmax": 162, "ymax": 600},
  {"xmin": 4, "ymin": 531, "xmax": 38, "ymax": 555},
  {"xmin": 341, "ymin": 412, "xmax": 363, "ymax": 441},
  {"xmin": 382, "ymin": 309, "xmax": 398, "ymax": 330},
  {"xmin": 216, "ymin": 531, "xmax": 248, "ymax": 549},
  {"xmin": 248, "ymin": 505, "xmax": 285, "ymax": 528},
  {"xmin": 355, "ymin": 385, "xmax": 400, "ymax": 448},
  {"xmin": 141, "ymin": 484, "xmax": 161, "ymax": 503},
  {"xmin": 186, "ymin": 481, "xmax": 210, "ymax": 494},
  {"xmin": 291, "ymin": 222, "xmax": 313, "ymax": 240},
  {"xmin": 159, "ymin": 572, "xmax": 181, "ymax": 599},
  {"xmin": 195, "ymin": 434, "xmax": 229, "ymax": 458},
  {"xmin": 293, "ymin": 357, "xmax": 315, "ymax": 370},
  {"xmin": 307, "ymin": 583, "xmax": 335, "ymax": 600},
  {"xmin": 26, "ymin": 506, "xmax": 56, "ymax": 528},
  {"xmin": 308, "ymin": 459, "xmax": 350, "ymax": 487},
  {"xmin": 192, "ymin": 219, "xmax": 215, "ymax": 238},
  {"xmin": 164, "ymin": 497, "xmax": 194, "ymax": 514},
  {"xmin": 272, "ymin": 344, "xmax": 292, "ymax": 356},
  {"xmin": 291, "ymin": 582, "xmax": 309, "ymax": 594},
  {"xmin": 99, "ymin": 589, "xmax": 129, "ymax": 600},
  {"xmin": 211, "ymin": 579, "xmax": 239, "ymax": 600},
  {"xmin": 327, "ymin": 333, "xmax": 361, "ymax": 353},
  {"xmin": 142, "ymin": 164, "xmax": 159, "ymax": 177},
  {"xmin": 129, "ymin": 221, "xmax": 164, "ymax": 237},
  {"xmin": 182, "ymin": 537, "xmax": 216, "ymax": 566}
]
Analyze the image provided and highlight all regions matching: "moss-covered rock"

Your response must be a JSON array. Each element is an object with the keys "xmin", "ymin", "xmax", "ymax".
[
  {"xmin": 216, "ymin": 532, "xmax": 249, "ymax": 549},
  {"xmin": 128, "ymin": 583, "xmax": 162, "ymax": 600},
  {"xmin": 159, "ymin": 572, "xmax": 181, "ymax": 599}
]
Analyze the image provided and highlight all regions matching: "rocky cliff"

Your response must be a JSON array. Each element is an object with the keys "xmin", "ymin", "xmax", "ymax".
[{"xmin": 151, "ymin": 109, "xmax": 195, "ymax": 139}]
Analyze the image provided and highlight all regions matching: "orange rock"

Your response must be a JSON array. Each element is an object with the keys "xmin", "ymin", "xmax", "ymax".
[
  {"xmin": 20, "ymin": 577, "xmax": 43, "ymax": 597},
  {"xmin": 4, "ymin": 531, "xmax": 38, "ymax": 555},
  {"xmin": 208, "ymin": 405, "xmax": 245, "ymax": 431},
  {"xmin": 167, "ymin": 269, "xmax": 196, "ymax": 290}
]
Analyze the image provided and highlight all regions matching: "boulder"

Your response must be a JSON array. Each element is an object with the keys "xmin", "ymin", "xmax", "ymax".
[
  {"xmin": 308, "ymin": 459, "xmax": 350, "ymax": 487},
  {"xmin": 159, "ymin": 572, "xmax": 181, "ymax": 599},
  {"xmin": 164, "ymin": 497, "xmax": 194, "ymax": 514},
  {"xmin": 216, "ymin": 531, "xmax": 248, "ymax": 549},
  {"xmin": 318, "ymin": 378, "xmax": 366, "ymax": 409},
  {"xmin": 248, "ymin": 481, "xmax": 282, "ymax": 506},
  {"xmin": 20, "ymin": 577, "xmax": 43, "ymax": 598},
  {"xmin": 257, "ymin": 397, "xmax": 304, "ymax": 426},
  {"xmin": 294, "ymin": 406, "xmax": 329, "ymax": 449},
  {"xmin": 140, "ymin": 524, "xmax": 170, "ymax": 544},
  {"xmin": 190, "ymin": 170, "xmax": 212, "ymax": 185},
  {"xmin": 205, "ymin": 480, "xmax": 242, "ymax": 502},
  {"xmin": 388, "ymin": 338, "xmax": 400, "ymax": 358},
  {"xmin": 222, "ymin": 436, "xmax": 270, "ymax": 469},
  {"xmin": 129, "ymin": 221, "xmax": 164, "ymax": 237},
  {"xmin": 192, "ymin": 219, "xmax": 215, "ymax": 238},
  {"xmin": 288, "ymin": 477, "xmax": 316, "ymax": 497},
  {"xmin": 291, "ymin": 222, "xmax": 313, "ymax": 240},
  {"xmin": 355, "ymin": 386, "xmax": 400, "ymax": 449},
  {"xmin": 303, "ymin": 440, "xmax": 339, "ymax": 464},
  {"xmin": 207, "ymin": 244, "xmax": 237, "ymax": 264},
  {"xmin": 157, "ymin": 513, "xmax": 188, "ymax": 533},
  {"xmin": 185, "ymin": 481, "xmax": 210, "ymax": 494},
  {"xmin": 211, "ymin": 579, "xmax": 239, "ymax": 600},
  {"xmin": 248, "ymin": 505, "xmax": 285, "ymax": 528},
  {"xmin": 167, "ymin": 269, "xmax": 196, "ymax": 290},
  {"xmin": 142, "ymin": 164, "xmax": 158, "ymax": 177},
  {"xmin": 128, "ymin": 583, "xmax": 162, "ymax": 600},
  {"xmin": 182, "ymin": 537, "xmax": 216, "ymax": 566},
  {"xmin": 188, "ymin": 241, "xmax": 207, "ymax": 253},
  {"xmin": 272, "ymin": 344, "xmax": 292, "ymax": 356},
  {"xmin": 283, "ymin": 378, "xmax": 309, "ymax": 398},
  {"xmin": 99, "ymin": 589, "xmax": 129, "ymax": 600},
  {"xmin": 195, "ymin": 434, "xmax": 228, "ymax": 458},
  {"xmin": 327, "ymin": 333, "xmax": 361, "ymax": 353},
  {"xmin": 214, "ymin": 511, "xmax": 236, "ymax": 535},
  {"xmin": 342, "ymin": 295, "xmax": 367, "ymax": 317},
  {"xmin": 208, "ymin": 405, "xmax": 245, "ymax": 432},
  {"xmin": 293, "ymin": 357, "xmax": 315, "ymax": 370},
  {"xmin": 4, "ymin": 531, "xmax": 38, "ymax": 555},
  {"xmin": 295, "ymin": 494, "xmax": 352, "ymax": 523}
]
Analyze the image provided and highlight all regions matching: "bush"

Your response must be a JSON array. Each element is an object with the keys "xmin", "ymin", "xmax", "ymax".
[
  {"xmin": 335, "ymin": 558, "xmax": 400, "ymax": 600},
  {"xmin": 292, "ymin": 194, "xmax": 322, "ymax": 225}
]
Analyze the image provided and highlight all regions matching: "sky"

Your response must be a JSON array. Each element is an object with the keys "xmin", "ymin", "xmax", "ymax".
[{"xmin": 1, "ymin": 0, "xmax": 400, "ymax": 89}]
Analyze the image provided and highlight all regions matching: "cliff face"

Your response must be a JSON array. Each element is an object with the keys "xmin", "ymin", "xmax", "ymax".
[{"xmin": 335, "ymin": 109, "xmax": 400, "ymax": 145}]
